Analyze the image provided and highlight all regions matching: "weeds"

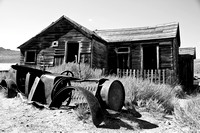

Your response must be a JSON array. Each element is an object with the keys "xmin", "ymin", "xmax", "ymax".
[
  {"xmin": 3, "ymin": 63, "xmax": 200, "ymax": 130},
  {"xmin": 47, "ymin": 63, "xmax": 103, "ymax": 79}
]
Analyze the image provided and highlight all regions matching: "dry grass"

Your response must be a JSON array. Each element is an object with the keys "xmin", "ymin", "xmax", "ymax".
[
  {"xmin": 47, "ymin": 63, "xmax": 103, "ymax": 79},
  {"xmin": 2, "ymin": 63, "xmax": 200, "ymax": 131},
  {"xmin": 48, "ymin": 64, "xmax": 185, "ymax": 118},
  {"xmin": 174, "ymin": 95, "xmax": 200, "ymax": 131}
]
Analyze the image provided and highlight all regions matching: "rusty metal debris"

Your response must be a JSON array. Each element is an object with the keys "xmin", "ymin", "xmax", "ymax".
[{"xmin": 0, "ymin": 64, "xmax": 126, "ymax": 127}]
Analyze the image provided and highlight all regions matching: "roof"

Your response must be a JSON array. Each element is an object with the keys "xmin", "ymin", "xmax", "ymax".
[
  {"xmin": 18, "ymin": 16, "xmax": 181, "ymax": 49},
  {"xmin": 94, "ymin": 22, "xmax": 180, "ymax": 43},
  {"xmin": 179, "ymin": 47, "xmax": 196, "ymax": 59},
  {"xmin": 18, "ymin": 15, "xmax": 104, "ymax": 49}
]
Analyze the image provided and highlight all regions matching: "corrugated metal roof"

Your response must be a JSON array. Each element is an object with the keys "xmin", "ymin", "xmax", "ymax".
[
  {"xmin": 179, "ymin": 47, "xmax": 196, "ymax": 59},
  {"xmin": 95, "ymin": 22, "xmax": 179, "ymax": 42}
]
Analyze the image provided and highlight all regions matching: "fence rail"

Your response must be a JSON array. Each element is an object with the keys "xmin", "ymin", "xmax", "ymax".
[{"xmin": 117, "ymin": 68, "xmax": 173, "ymax": 84}]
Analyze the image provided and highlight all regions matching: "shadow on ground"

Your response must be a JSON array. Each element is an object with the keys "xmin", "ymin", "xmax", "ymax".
[{"xmin": 98, "ymin": 108, "xmax": 159, "ymax": 130}]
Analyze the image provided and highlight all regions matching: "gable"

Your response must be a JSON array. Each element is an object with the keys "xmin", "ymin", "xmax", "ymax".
[{"xmin": 18, "ymin": 16, "xmax": 103, "ymax": 50}]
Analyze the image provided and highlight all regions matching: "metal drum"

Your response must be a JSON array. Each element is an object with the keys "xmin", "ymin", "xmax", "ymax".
[{"xmin": 99, "ymin": 79, "xmax": 125, "ymax": 111}]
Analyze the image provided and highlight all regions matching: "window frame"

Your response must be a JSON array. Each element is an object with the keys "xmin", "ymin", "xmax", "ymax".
[
  {"xmin": 25, "ymin": 50, "xmax": 37, "ymax": 64},
  {"xmin": 80, "ymin": 53, "xmax": 91, "ymax": 64}
]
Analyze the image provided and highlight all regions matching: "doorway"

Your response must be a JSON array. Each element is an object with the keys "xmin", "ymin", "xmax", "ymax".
[
  {"xmin": 118, "ymin": 54, "xmax": 129, "ymax": 69},
  {"xmin": 143, "ymin": 45, "xmax": 157, "ymax": 69},
  {"xmin": 66, "ymin": 42, "xmax": 79, "ymax": 63}
]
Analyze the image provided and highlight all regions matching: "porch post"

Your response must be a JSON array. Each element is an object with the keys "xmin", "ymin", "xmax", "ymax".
[
  {"xmin": 141, "ymin": 45, "xmax": 143, "ymax": 70},
  {"xmin": 64, "ymin": 41, "xmax": 68, "ymax": 64},
  {"xmin": 156, "ymin": 45, "xmax": 159, "ymax": 69},
  {"xmin": 77, "ymin": 41, "xmax": 82, "ymax": 63}
]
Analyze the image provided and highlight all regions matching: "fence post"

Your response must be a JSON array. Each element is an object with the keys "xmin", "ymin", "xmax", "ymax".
[
  {"xmin": 136, "ymin": 70, "xmax": 139, "ymax": 79},
  {"xmin": 151, "ymin": 69, "xmax": 153, "ymax": 83},
  {"xmin": 147, "ymin": 70, "xmax": 150, "ymax": 82},
  {"xmin": 130, "ymin": 69, "xmax": 132, "ymax": 77},
  {"xmin": 126, "ymin": 69, "xmax": 129, "ymax": 77},
  {"xmin": 117, "ymin": 68, "xmax": 120, "ymax": 77},
  {"xmin": 133, "ymin": 69, "xmax": 136, "ymax": 78},
  {"xmin": 158, "ymin": 69, "xmax": 161, "ymax": 84},
  {"xmin": 144, "ymin": 70, "xmax": 146, "ymax": 80}
]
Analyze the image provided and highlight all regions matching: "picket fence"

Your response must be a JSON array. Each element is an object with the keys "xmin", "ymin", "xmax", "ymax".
[{"xmin": 117, "ymin": 68, "xmax": 174, "ymax": 84}]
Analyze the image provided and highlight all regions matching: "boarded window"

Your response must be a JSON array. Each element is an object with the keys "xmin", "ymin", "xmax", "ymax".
[
  {"xmin": 25, "ymin": 51, "xmax": 36, "ymax": 63},
  {"xmin": 80, "ymin": 53, "xmax": 91, "ymax": 64},
  {"xmin": 159, "ymin": 45, "xmax": 172, "ymax": 69},
  {"xmin": 54, "ymin": 56, "xmax": 64, "ymax": 66}
]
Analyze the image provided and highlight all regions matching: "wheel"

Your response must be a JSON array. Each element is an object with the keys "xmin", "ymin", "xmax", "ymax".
[
  {"xmin": 51, "ymin": 77, "xmax": 70, "ymax": 99},
  {"xmin": 60, "ymin": 70, "xmax": 74, "ymax": 77},
  {"xmin": 50, "ymin": 86, "xmax": 74, "ymax": 108}
]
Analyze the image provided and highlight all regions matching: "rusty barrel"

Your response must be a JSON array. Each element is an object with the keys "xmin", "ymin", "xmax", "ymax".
[{"xmin": 98, "ymin": 79, "xmax": 125, "ymax": 111}]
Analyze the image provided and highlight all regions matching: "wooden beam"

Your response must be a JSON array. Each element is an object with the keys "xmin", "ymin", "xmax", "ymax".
[
  {"xmin": 64, "ymin": 41, "xmax": 68, "ymax": 64},
  {"xmin": 157, "ymin": 45, "xmax": 159, "ymax": 69},
  {"xmin": 78, "ymin": 41, "xmax": 82, "ymax": 63},
  {"xmin": 140, "ymin": 45, "xmax": 143, "ymax": 70}
]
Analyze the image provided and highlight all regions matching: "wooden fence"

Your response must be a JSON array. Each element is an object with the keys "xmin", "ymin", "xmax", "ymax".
[{"xmin": 117, "ymin": 69, "xmax": 174, "ymax": 84}]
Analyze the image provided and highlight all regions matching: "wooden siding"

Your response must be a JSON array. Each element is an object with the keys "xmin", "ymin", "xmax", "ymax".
[
  {"xmin": 107, "ymin": 45, "xmax": 117, "ymax": 73},
  {"xmin": 159, "ymin": 43, "xmax": 172, "ymax": 69},
  {"xmin": 179, "ymin": 55, "xmax": 194, "ymax": 93},
  {"xmin": 20, "ymin": 20, "xmax": 74, "ymax": 50},
  {"xmin": 178, "ymin": 47, "xmax": 196, "ymax": 94},
  {"xmin": 131, "ymin": 45, "xmax": 141, "ymax": 69},
  {"xmin": 92, "ymin": 40, "xmax": 107, "ymax": 68},
  {"xmin": 60, "ymin": 29, "xmax": 91, "ymax": 42},
  {"xmin": 37, "ymin": 47, "xmax": 54, "ymax": 68},
  {"xmin": 173, "ymin": 38, "xmax": 179, "ymax": 77}
]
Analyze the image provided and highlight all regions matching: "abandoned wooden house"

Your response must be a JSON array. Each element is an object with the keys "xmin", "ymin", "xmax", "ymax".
[
  {"xmin": 18, "ymin": 16, "xmax": 107, "ymax": 69},
  {"xmin": 179, "ymin": 47, "xmax": 196, "ymax": 93},
  {"xmin": 18, "ymin": 15, "xmax": 195, "ymax": 89}
]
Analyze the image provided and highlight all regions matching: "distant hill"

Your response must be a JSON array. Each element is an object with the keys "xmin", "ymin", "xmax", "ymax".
[{"xmin": 0, "ymin": 47, "xmax": 20, "ymax": 63}]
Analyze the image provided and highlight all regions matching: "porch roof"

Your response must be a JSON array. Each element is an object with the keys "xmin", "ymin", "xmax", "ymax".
[
  {"xmin": 179, "ymin": 47, "xmax": 196, "ymax": 59},
  {"xmin": 95, "ymin": 22, "xmax": 180, "ymax": 43}
]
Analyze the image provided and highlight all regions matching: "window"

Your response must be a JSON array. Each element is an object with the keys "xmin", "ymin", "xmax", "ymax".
[
  {"xmin": 25, "ymin": 51, "xmax": 36, "ymax": 63},
  {"xmin": 80, "ymin": 53, "xmax": 91, "ymax": 64},
  {"xmin": 115, "ymin": 47, "xmax": 130, "ymax": 69},
  {"xmin": 115, "ymin": 47, "xmax": 130, "ymax": 54}
]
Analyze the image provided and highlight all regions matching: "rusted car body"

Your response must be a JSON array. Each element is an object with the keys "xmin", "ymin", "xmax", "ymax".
[{"xmin": 0, "ymin": 65, "xmax": 125, "ymax": 127}]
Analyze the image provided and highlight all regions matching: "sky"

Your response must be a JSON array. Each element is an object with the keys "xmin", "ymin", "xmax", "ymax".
[{"xmin": 0, "ymin": 0, "xmax": 200, "ymax": 58}]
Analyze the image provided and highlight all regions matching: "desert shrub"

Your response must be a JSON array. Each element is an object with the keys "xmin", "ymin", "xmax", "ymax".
[
  {"xmin": 174, "ymin": 95, "xmax": 200, "ymax": 130},
  {"xmin": 106, "ymin": 76, "xmax": 184, "ymax": 114},
  {"xmin": 47, "ymin": 63, "xmax": 103, "ymax": 79}
]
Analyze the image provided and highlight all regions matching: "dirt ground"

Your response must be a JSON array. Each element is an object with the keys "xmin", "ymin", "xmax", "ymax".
[{"xmin": 0, "ymin": 89, "xmax": 190, "ymax": 133}]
